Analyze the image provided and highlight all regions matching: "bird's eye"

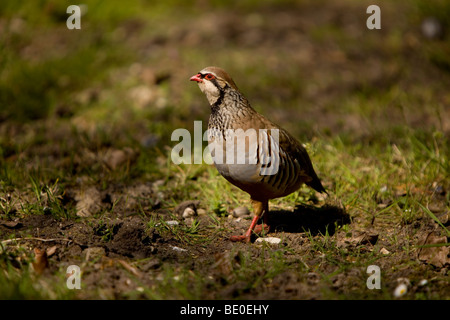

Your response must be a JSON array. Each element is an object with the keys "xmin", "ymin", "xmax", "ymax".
[{"xmin": 204, "ymin": 74, "xmax": 215, "ymax": 80}]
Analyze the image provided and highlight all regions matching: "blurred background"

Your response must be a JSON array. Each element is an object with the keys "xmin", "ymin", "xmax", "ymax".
[{"xmin": 0, "ymin": 0, "xmax": 449, "ymax": 190}]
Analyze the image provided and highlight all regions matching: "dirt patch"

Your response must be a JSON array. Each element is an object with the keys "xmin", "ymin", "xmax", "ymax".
[
  {"xmin": 106, "ymin": 218, "xmax": 159, "ymax": 259},
  {"xmin": 0, "ymin": 192, "xmax": 449, "ymax": 299}
]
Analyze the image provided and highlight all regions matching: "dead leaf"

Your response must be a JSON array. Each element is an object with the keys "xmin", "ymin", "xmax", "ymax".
[
  {"xmin": 32, "ymin": 248, "xmax": 48, "ymax": 275},
  {"xmin": 418, "ymin": 233, "xmax": 450, "ymax": 268},
  {"xmin": 46, "ymin": 245, "xmax": 57, "ymax": 257},
  {"xmin": 75, "ymin": 187, "xmax": 103, "ymax": 217},
  {"xmin": 0, "ymin": 220, "xmax": 22, "ymax": 229},
  {"xmin": 349, "ymin": 230, "xmax": 379, "ymax": 246}
]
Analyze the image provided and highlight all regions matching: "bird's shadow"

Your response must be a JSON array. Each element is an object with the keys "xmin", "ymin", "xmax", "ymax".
[{"xmin": 268, "ymin": 203, "xmax": 350, "ymax": 236}]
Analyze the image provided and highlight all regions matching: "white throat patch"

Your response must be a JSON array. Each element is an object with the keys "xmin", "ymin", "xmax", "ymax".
[{"xmin": 198, "ymin": 79, "xmax": 221, "ymax": 105}]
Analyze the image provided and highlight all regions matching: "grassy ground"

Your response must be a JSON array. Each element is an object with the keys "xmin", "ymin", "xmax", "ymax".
[{"xmin": 0, "ymin": 0, "xmax": 449, "ymax": 300}]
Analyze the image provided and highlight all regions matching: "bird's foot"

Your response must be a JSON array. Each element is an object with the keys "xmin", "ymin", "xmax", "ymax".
[
  {"xmin": 253, "ymin": 223, "xmax": 270, "ymax": 235},
  {"xmin": 229, "ymin": 224, "xmax": 270, "ymax": 243},
  {"xmin": 229, "ymin": 234, "xmax": 251, "ymax": 243}
]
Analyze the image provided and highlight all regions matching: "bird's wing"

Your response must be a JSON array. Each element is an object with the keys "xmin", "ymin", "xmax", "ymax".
[{"xmin": 256, "ymin": 113, "xmax": 327, "ymax": 193}]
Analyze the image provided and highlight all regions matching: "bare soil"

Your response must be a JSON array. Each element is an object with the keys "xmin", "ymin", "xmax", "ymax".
[{"xmin": 1, "ymin": 187, "xmax": 448, "ymax": 299}]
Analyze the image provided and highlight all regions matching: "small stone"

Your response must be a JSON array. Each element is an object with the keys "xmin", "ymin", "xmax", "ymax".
[
  {"xmin": 171, "ymin": 246, "xmax": 187, "ymax": 252},
  {"xmin": 421, "ymin": 17, "xmax": 443, "ymax": 40},
  {"xmin": 418, "ymin": 279, "xmax": 428, "ymax": 286},
  {"xmin": 232, "ymin": 206, "xmax": 250, "ymax": 218},
  {"xmin": 380, "ymin": 247, "xmax": 390, "ymax": 255},
  {"xmin": 182, "ymin": 207, "xmax": 196, "ymax": 219},
  {"xmin": 174, "ymin": 200, "xmax": 199, "ymax": 217},
  {"xmin": 255, "ymin": 237, "xmax": 281, "ymax": 245},
  {"xmin": 165, "ymin": 220, "xmax": 179, "ymax": 226}
]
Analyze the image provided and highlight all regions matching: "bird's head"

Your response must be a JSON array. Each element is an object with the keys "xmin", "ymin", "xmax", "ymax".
[{"xmin": 190, "ymin": 66, "xmax": 239, "ymax": 106}]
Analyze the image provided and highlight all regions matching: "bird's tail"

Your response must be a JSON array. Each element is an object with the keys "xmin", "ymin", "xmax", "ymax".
[{"xmin": 307, "ymin": 172, "xmax": 328, "ymax": 194}]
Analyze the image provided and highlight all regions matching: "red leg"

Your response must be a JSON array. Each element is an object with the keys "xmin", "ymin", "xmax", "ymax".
[
  {"xmin": 230, "ymin": 199, "xmax": 269, "ymax": 243},
  {"xmin": 230, "ymin": 213, "xmax": 260, "ymax": 242},
  {"xmin": 254, "ymin": 211, "xmax": 270, "ymax": 234}
]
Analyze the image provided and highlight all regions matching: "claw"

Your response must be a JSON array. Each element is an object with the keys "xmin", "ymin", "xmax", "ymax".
[
  {"xmin": 229, "ymin": 234, "xmax": 251, "ymax": 243},
  {"xmin": 230, "ymin": 199, "xmax": 270, "ymax": 244},
  {"xmin": 230, "ymin": 223, "xmax": 270, "ymax": 243},
  {"xmin": 253, "ymin": 223, "xmax": 270, "ymax": 234}
]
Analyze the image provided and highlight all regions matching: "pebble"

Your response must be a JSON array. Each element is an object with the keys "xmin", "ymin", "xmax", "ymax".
[
  {"xmin": 171, "ymin": 246, "xmax": 187, "ymax": 252},
  {"xmin": 255, "ymin": 237, "xmax": 282, "ymax": 245},
  {"xmin": 380, "ymin": 247, "xmax": 390, "ymax": 255},
  {"xmin": 421, "ymin": 17, "xmax": 443, "ymax": 39},
  {"xmin": 232, "ymin": 206, "xmax": 250, "ymax": 218},
  {"xmin": 182, "ymin": 207, "xmax": 196, "ymax": 219},
  {"xmin": 418, "ymin": 279, "xmax": 428, "ymax": 286},
  {"xmin": 174, "ymin": 200, "xmax": 199, "ymax": 217}
]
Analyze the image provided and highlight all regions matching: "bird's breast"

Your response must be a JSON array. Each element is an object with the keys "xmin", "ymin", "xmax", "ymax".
[{"xmin": 207, "ymin": 126, "xmax": 305, "ymax": 199}]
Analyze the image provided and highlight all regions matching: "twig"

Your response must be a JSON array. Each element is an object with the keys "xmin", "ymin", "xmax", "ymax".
[{"xmin": 1, "ymin": 237, "xmax": 73, "ymax": 246}]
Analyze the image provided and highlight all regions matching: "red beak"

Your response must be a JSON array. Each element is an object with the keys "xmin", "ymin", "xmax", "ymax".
[{"xmin": 190, "ymin": 73, "xmax": 202, "ymax": 83}]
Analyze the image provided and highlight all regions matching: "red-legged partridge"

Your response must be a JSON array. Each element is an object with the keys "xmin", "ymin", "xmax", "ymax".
[{"xmin": 190, "ymin": 66, "xmax": 326, "ymax": 243}]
